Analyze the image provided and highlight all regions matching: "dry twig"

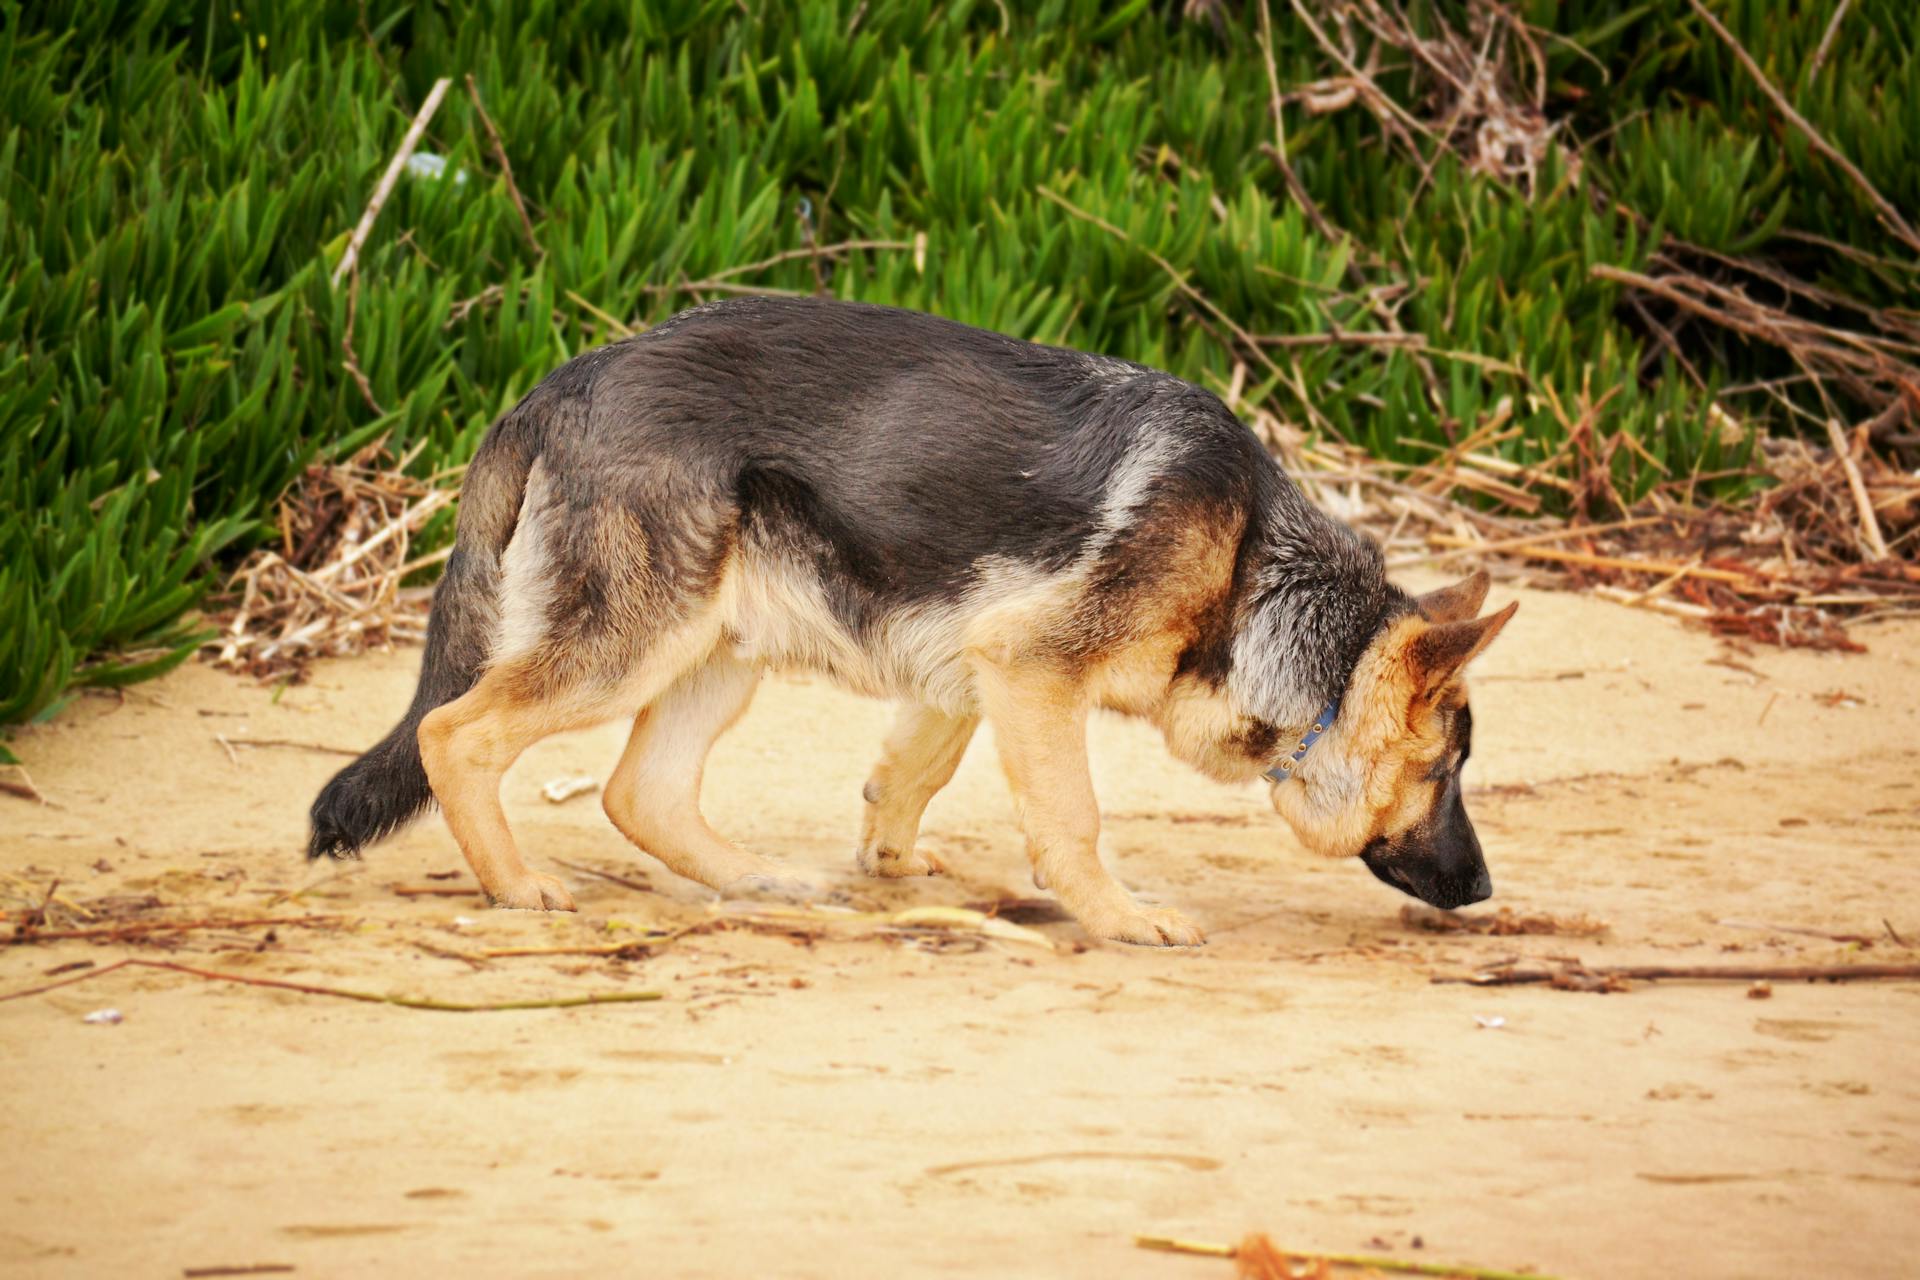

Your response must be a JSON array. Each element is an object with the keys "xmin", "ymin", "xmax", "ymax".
[
  {"xmin": 332, "ymin": 77, "xmax": 454, "ymax": 286},
  {"xmin": 0, "ymin": 957, "xmax": 661, "ymax": 1011},
  {"xmin": 4, "ymin": 915, "xmax": 339, "ymax": 946},
  {"xmin": 464, "ymin": 74, "xmax": 541, "ymax": 257},
  {"xmin": 1436, "ymin": 961, "xmax": 1920, "ymax": 989},
  {"xmin": 203, "ymin": 451, "xmax": 454, "ymax": 679}
]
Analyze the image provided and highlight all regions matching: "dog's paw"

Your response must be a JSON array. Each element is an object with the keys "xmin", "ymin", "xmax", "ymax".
[
  {"xmin": 1086, "ymin": 903, "xmax": 1205, "ymax": 948},
  {"xmin": 488, "ymin": 871, "xmax": 577, "ymax": 912},
  {"xmin": 855, "ymin": 843, "xmax": 946, "ymax": 879},
  {"xmin": 719, "ymin": 872, "xmax": 820, "ymax": 904}
]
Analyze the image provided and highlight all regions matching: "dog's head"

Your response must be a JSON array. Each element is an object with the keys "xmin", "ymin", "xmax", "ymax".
[{"xmin": 1269, "ymin": 572, "xmax": 1515, "ymax": 909}]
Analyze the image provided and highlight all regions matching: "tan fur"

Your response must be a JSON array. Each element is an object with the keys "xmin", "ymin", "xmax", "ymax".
[
  {"xmin": 1272, "ymin": 600, "xmax": 1515, "ymax": 859},
  {"xmin": 602, "ymin": 652, "xmax": 809, "ymax": 895},
  {"xmin": 969, "ymin": 655, "xmax": 1204, "ymax": 946},
  {"xmin": 421, "ymin": 605, "xmax": 733, "ymax": 908},
  {"xmin": 857, "ymin": 704, "xmax": 978, "ymax": 877},
  {"xmin": 417, "ymin": 669, "xmax": 598, "ymax": 911}
]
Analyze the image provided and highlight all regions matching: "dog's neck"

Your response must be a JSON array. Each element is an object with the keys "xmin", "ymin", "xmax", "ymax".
[{"xmin": 1225, "ymin": 492, "xmax": 1410, "ymax": 734}]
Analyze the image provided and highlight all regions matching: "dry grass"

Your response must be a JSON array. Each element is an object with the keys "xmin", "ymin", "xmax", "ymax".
[{"xmin": 202, "ymin": 444, "xmax": 456, "ymax": 681}]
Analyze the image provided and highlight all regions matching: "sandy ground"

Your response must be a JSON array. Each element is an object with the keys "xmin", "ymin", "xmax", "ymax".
[{"xmin": 3, "ymin": 578, "xmax": 1919, "ymax": 1279}]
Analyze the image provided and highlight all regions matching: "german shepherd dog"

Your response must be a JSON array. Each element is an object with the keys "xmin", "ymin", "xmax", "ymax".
[{"xmin": 309, "ymin": 298, "xmax": 1515, "ymax": 945}]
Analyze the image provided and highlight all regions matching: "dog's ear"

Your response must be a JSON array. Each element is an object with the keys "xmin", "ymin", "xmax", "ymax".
[
  {"xmin": 1414, "ymin": 570, "xmax": 1491, "ymax": 623},
  {"xmin": 1407, "ymin": 600, "xmax": 1517, "ymax": 695}
]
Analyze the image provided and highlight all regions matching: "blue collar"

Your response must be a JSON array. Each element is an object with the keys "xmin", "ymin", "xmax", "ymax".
[{"xmin": 1263, "ymin": 696, "xmax": 1342, "ymax": 784}]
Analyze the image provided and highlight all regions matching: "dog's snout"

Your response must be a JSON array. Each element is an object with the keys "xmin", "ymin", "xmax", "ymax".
[{"xmin": 1358, "ymin": 810, "xmax": 1494, "ymax": 909}]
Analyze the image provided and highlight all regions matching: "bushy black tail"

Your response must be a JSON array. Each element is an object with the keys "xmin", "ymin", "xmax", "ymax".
[{"xmin": 307, "ymin": 429, "xmax": 537, "ymax": 860}]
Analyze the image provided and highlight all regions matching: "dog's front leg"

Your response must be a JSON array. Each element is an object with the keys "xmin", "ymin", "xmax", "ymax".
[{"xmin": 972, "ymin": 659, "xmax": 1204, "ymax": 947}]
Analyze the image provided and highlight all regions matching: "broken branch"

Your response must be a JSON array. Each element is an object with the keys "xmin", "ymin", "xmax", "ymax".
[{"xmin": 332, "ymin": 76, "xmax": 454, "ymax": 286}]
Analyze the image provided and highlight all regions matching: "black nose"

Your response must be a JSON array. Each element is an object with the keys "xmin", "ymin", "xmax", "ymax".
[{"xmin": 1416, "ymin": 873, "xmax": 1491, "ymax": 910}]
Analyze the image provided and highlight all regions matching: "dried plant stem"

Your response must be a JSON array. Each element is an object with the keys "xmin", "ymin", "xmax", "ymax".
[
  {"xmin": 218, "ymin": 736, "xmax": 360, "ymax": 758},
  {"xmin": 478, "ymin": 943, "xmax": 661, "ymax": 959},
  {"xmin": 1407, "ymin": 514, "xmax": 1669, "ymax": 562},
  {"xmin": 4, "ymin": 915, "xmax": 339, "ymax": 945},
  {"xmin": 1425, "ymin": 535, "xmax": 1765, "ymax": 586},
  {"xmin": 1135, "ymin": 1234, "xmax": 1556, "ymax": 1280},
  {"xmin": 0, "ymin": 763, "xmax": 48, "ymax": 804},
  {"xmin": 464, "ymin": 74, "xmax": 542, "ymax": 257},
  {"xmin": 551, "ymin": 858, "xmax": 653, "ymax": 895},
  {"xmin": 1685, "ymin": 0, "xmax": 1920, "ymax": 257},
  {"xmin": 1136, "ymin": 1236, "xmax": 1235, "ymax": 1259},
  {"xmin": 0, "ymin": 957, "xmax": 662, "ymax": 1011},
  {"xmin": 1257, "ymin": 329, "xmax": 1418, "ymax": 349},
  {"xmin": 1716, "ymin": 917, "xmax": 1885, "ymax": 945},
  {"xmin": 1439, "ymin": 962, "xmax": 1920, "ymax": 987},
  {"xmin": 341, "ymin": 268, "xmax": 383, "ymax": 415},
  {"xmin": 1806, "ymin": 0, "xmax": 1852, "ymax": 82},
  {"xmin": 332, "ymin": 76, "xmax": 453, "ymax": 286},
  {"xmin": 1256, "ymin": 0, "xmax": 1338, "ymax": 244},
  {"xmin": 643, "ymin": 239, "xmax": 916, "ymax": 296},
  {"xmin": 1825, "ymin": 418, "xmax": 1891, "ymax": 559}
]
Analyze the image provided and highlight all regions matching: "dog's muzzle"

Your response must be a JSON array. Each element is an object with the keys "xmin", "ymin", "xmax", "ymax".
[{"xmin": 1358, "ymin": 795, "xmax": 1493, "ymax": 910}]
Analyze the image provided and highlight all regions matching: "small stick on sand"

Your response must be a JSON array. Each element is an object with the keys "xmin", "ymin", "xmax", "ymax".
[
  {"xmin": 217, "ymin": 737, "xmax": 363, "ymax": 759},
  {"xmin": 0, "ymin": 761, "xmax": 49, "ymax": 804},
  {"xmin": 0, "ymin": 957, "xmax": 661, "ymax": 1011},
  {"xmin": 331, "ymin": 77, "xmax": 454, "ymax": 286},
  {"xmin": 412, "ymin": 942, "xmax": 489, "ymax": 971},
  {"xmin": 478, "ymin": 942, "xmax": 661, "ymax": 960},
  {"xmin": 1436, "ymin": 961, "xmax": 1920, "ymax": 988},
  {"xmin": 1136, "ymin": 1232, "xmax": 1557, "ymax": 1280},
  {"xmin": 4, "ymin": 915, "xmax": 340, "ymax": 946},
  {"xmin": 551, "ymin": 858, "xmax": 652, "ymax": 895},
  {"xmin": 1715, "ymin": 917, "xmax": 1881, "ymax": 945},
  {"xmin": 391, "ymin": 885, "xmax": 484, "ymax": 898}
]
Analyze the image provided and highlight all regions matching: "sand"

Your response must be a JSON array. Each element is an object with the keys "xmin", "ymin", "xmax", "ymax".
[{"xmin": 2, "ymin": 580, "xmax": 1918, "ymax": 1279}]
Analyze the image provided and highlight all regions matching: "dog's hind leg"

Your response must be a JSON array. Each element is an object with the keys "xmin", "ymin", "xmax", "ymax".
[
  {"xmin": 972, "ymin": 659, "xmax": 1204, "ymax": 946},
  {"xmin": 856, "ymin": 704, "xmax": 978, "ymax": 878},
  {"xmin": 602, "ymin": 652, "xmax": 811, "ymax": 899},
  {"xmin": 417, "ymin": 667, "xmax": 622, "ymax": 911}
]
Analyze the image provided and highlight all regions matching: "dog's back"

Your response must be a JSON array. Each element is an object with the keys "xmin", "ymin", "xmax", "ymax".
[{"xmin": 507, "ymin": 297, "xmax": 1278, "ymax": 703}]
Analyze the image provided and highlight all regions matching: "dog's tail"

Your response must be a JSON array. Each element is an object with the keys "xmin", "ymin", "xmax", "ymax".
[{"xmin": 306, "ymin": 420, "xmax": 540, "ymax": 861}]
